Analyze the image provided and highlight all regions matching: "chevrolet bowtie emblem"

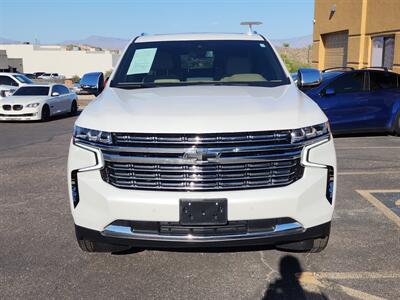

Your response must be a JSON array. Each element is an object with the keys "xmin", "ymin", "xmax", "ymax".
[{"xmin": 183, "ymin": 149, "xmax": 221, "ymax": 163}]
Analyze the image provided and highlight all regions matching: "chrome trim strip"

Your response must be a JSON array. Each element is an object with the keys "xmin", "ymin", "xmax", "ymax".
[
  {"xmin": 91, "ymin": 143, "xmax": 300, "ymax": 154},
  {"xmin": 74, "ymin": 136, "xmax": 329, "ymax": 154},
  {"xmin": 106, "ymin": 161, "xmax": 298, "ymax": 173},
  {"xmin": 301, "ymin": 138, "xmax": 330, "ymax": 168},
  {"xmin": 109, "ymin": 180, "xmax": 299, "ymax": 191},
  {"xmin": 74, "ymin": 141, "xmax": 104, "ymax": 172},
  {"xmin": 112, "ymin": 133, "xmax": 290, "ymax": 144},
  {"xmin": 101, "ymin": 222, "xmax": 304, "ymax": 242},
  {"xmin": 107, "ymin": 171, "xmax": 297, "ymax": 181},
  {"xmin": 102, "ymin": 152, "xmax": 302, "ymax": 165}
]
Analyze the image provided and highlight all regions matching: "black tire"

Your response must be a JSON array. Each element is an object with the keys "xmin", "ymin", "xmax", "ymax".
[
  {"xmin": 77, "ymin": 239, "xmax": 128, "ymax": 253},
  {"xmin": 77, "ymin": 239, "xmax": 97, "ymax": 252},
  {"xmin": 309, "ymin": 235, "xmax": 330, "ymax": 253},
  {"xmin": 393, "ymin": 112, "xmax": 400, "ymax": 136},
  {"xmin": 41, "ymin": 105, "xmax": 50, "ymax": 121},
  {"xmin": 276, "ymin": 235, "xmax": 330, "ymax": 253},
  {"xmin": 70, "ymin": 100, "xmax": 78, "ymax": 116}
]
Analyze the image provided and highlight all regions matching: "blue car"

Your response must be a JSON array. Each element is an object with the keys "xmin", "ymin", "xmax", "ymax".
[{"xmin": 301, "ymin": 68, "xmax": 400, "ymax": 135}]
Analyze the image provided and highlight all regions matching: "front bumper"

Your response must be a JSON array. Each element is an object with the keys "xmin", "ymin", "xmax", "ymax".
[
  {"xmin": 0, "ymin": 108, "xmax": 40, "ymax": 121},
  {"xmin": 68, "ymin": 138, "xmax": 336, "ymax": 246},
  {"xmin": 75, "ymin": 221, "xmax": 331, "ymax": 248}
]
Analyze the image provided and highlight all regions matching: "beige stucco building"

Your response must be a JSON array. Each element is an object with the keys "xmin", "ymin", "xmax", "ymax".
[
  {"xmin": 0, "ymin": 44, "xmax": 120, "ymax": 78},
  {"xmin": 312, "ymin": 0, "xmax": 400, "ymax": 73},
  {"xmin": 0, "ymin": 50, "xmax": 23, "ymax": 73}
]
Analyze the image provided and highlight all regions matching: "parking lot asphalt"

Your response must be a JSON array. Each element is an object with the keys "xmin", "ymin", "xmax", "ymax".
[{"xmin": 1, "ymin": 115, "xmax": 400, "ymax": 300}]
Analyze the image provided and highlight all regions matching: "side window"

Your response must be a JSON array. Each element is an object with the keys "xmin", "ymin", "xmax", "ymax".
[
  {"xmin": 0, "ymin": 75, "xmax": 18, "ymax": 86},
  {"xmin": 327, "ymin": 72, "xmax": 365, "ymax": 94},
  {"xmin": 60, "ymin": 86, "xmax": 70, "ymax": 94},
  {"xmin": 51, "ymin": 85, "xmax": 61, "ymax": 95},
  {"xmin": 370, "ymin": 71, "xmax": 398, "ymax": 90}
]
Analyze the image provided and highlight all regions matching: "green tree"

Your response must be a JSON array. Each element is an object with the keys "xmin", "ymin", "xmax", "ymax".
[
  {"xmin": 280, "ymin": 54, "xmax": 311, "ymax": 73},
  {"xmin": 71, "ymin": 75, "xmax": 80, "ymax": 83},
  {"xmin": 105, "ymin": 69, "xmax": 113, "ymax": 79}
]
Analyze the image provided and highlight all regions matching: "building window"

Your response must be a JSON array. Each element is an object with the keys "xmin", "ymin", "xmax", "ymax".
[{"xmin": 371, "ymin": 36, "xmax": 395, "ymax": 69}]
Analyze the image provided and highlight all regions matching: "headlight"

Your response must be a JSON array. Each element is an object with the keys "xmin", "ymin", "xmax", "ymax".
[
  {"xmin": 26, "ymin": 103, "xmax": 40, "ymax": 108},
  {"xmin": 291, "ymin": 122, "xmax": 330, "ymax": 143},
  {"xmin": 73, "ymin": 126, "xmax": 112, "ymax": 145}
]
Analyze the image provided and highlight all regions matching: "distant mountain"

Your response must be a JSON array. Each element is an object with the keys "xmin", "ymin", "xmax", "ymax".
[
  {"xmin": 0, "ymin": 37, "xmax": 19, "ymax": 44},
  {"xmin": 62, "ymin": 35, "xmax": 130, "ymax": 50},
  {"xmin": 61, "ymin": 34, "xmax": 312, "ymax": 50},
  {"xmin": 271, "ymin": 35, "xmax": 312, "ymax": 48},
  {"xmin": 1, "ymin": 34, "xmax": 313, "ymax": 50}
]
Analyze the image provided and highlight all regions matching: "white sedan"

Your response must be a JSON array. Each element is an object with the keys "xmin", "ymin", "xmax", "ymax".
[{"xmin": 0, "ymin": 84, "xmax": 77, "ymax": 121}]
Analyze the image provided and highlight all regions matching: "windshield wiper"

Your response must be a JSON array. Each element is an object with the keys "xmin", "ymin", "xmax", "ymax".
[{"xmin": 110, "ymin": 80, "xmax": 289, "ymax": 89}]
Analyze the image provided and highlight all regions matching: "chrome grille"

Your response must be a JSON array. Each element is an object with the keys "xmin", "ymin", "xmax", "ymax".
[
  {"xmin": 112, "ymin": 131, "xmax": 291, "ymax": 146},
  {"xmin": 99, "ymin": 131, "xmax": 305, "ymax": 191}
]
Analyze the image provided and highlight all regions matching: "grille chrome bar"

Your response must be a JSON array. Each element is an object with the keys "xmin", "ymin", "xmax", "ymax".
[
  {"xmin": 112, "ymin": 131, "xmax": 291, "ymax": 145},
  {"xmin": 102, "ymin": 151, "xmax": 302, "ymax": 165},
  {"xmin": 99, "ymin": 130, "xmax": 306, "ymax": 191},
  {"xmin": 106, "ymin": 161, "xmax": 298, "ymax": 173},
  {"xmin": 108, "ymin": 170, "xmax": 297, "ymax": 181},
  {"xmin": 83, "ymin": 143, "xmax": 303, "ymax": 154}
]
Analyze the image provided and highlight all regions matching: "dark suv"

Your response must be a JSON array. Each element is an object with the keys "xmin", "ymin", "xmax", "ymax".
[{"xmin": 302, "ymin": 67, "xmax": 400, "ymax": 135}]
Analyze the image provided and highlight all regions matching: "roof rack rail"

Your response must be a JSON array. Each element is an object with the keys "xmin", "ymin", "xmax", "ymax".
[
  {"xmin": 322, "ymin": 67, "xmax": 354, "ymax": 73},
  {"xmin": 362, "ymin": 66, "xmax": 389, "ymax": 71}
]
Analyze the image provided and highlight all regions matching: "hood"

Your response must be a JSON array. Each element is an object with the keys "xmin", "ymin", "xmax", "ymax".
[
  {"xmin": 77, "ymin": 85, "xmax": 327, "ymax": 133},
  {"xmin": 1, "ymin": 95, "xmax": 49, "ymax": 104}
]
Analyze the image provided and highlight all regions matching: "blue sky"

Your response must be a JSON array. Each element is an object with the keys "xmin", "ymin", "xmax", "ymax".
[{"xmin": 0, "ymin": 0, "xmax": 314, "ymax": 43}]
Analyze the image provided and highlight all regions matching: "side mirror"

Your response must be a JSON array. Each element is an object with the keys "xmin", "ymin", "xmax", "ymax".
[
  {"xmin": 324, "ymin": 88, "xmax": 336, "ymax": 96},
  {"xmin": 51, "ymin": 92, "xmax": 60, "ymax": 97},
  {"xmin": 80, "ymin": 72, "xmax": 105, "ymax": 96},
  {"xmin": 297, "ymin": 68, "xmax": 322, "ymax": 89}
]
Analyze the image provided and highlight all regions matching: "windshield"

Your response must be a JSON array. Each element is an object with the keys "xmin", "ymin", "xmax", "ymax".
[
  {"xmin": 14, "ymin": 74, "xmax": 33, "ymax": 84},
  {"xmin": 13, "ymin": 86, "xmax": 49, "ymax": 96},
  {"xmin": 111, "ymin": 40, "xmax": 290, "ymax": 88}
]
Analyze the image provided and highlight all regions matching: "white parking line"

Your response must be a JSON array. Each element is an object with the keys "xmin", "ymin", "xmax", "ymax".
[{"xmin": 298, "ymin": 271, "xmax": 399, "ymax": 300}]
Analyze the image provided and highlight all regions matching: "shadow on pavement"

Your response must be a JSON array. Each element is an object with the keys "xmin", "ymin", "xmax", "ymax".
[{"xmin": 262, "ymin": 255, "xmax": 328, "ymax": 300}]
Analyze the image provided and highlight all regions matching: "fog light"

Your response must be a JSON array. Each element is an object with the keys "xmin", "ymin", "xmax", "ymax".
[
  {"xmin": 71, "ymin": 170, "xmax": 80, "ymax": 207},
  {"xmin": 326, "ymin": 166, "xmax": 334, "ymax": 204}
]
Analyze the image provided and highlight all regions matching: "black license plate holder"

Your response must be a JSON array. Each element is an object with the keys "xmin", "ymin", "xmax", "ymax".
[{"xmin": 180, "ymin": 199, "xmax": 227, "ymax": 225}]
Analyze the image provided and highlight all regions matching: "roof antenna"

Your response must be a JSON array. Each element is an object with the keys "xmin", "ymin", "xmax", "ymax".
[{"xmin": 240, "ymin": 21, "xmax": 262, "ymax": 35}]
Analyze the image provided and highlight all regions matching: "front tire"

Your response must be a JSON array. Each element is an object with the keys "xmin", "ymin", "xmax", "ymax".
[
  {"xmin": 276, "ymin": 235, "xmax": 330, "ymax": 253},
  {"xmin": 309, "ymin": 235, "xmax": 330, "ymax": 253},
  {"xmin": 69, "ymin": 100, "xmax": 78, "ymax": 116},
  {"xmin": 41, "ymin": 105, "xmax": 50, "ymax": 122},
  {"xmin": 77, "ymin": 239, "xmax": 128, "ymax": 253},
  {"xmin": 393, "ymin": 112, "xmax": 400, "ymax": 136}
]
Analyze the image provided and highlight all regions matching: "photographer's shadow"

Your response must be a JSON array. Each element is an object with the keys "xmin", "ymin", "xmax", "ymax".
[{"xmin": 263, "ymin": 255, "xmax": 328, "ymax": 300}]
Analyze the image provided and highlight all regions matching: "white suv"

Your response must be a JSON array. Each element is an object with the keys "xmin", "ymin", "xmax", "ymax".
[{"xmin": 68, "ymin": 33, "xmax": 336, "ymax": 253}]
